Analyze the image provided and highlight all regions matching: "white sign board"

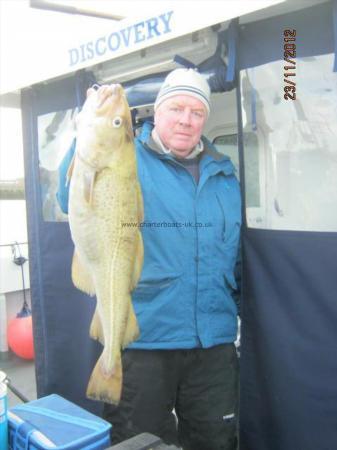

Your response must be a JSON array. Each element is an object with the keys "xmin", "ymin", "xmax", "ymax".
[{"xmin": 0, "ymin": 1, "xmax": 284, "ymax": 95}]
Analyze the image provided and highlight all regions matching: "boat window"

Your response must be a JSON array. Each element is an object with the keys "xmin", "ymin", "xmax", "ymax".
[
  {"xmin": 37, "ymin": 108, "xmax": 78, "ymax": 222},
  {"xmin": 240, "ymin": 53, "xmax": 337, "ymax": 231},
  {"xmin": 213, "ymin": 132, "xmax": 260, "ymax": 208}
]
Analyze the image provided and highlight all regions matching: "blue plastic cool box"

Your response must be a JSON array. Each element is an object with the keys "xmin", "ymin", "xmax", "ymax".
[{"xmin": 8, "ymin": 394, "xmax": 111, "ymax": 450}]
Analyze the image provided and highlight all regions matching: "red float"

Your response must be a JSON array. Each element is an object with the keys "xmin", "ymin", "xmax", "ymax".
[{"xmin": 7, "ymin": 315, "xmax": 35, "ymax": 360}]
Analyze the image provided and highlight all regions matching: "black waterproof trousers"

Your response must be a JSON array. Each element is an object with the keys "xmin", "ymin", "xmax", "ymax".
[{"xmin": 103, "ymin": 343, "xmax": 239, "ymax": 450}]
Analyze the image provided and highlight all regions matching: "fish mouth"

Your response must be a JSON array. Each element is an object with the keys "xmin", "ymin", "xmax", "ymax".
[
  {"xmin": 107, "ymin": 83, "xmax": 123, "ymax": 98},
  {"xmin": 96, "ymin": 84, "xmax": 123, "ymax": 110}
]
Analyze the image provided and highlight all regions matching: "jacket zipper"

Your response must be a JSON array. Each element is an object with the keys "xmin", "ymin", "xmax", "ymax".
[{"xmin": 216, "ymin": 193, "xmax": 226, "ymax": 239}]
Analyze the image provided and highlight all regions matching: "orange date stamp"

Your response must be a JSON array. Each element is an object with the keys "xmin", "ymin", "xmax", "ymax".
[{"xmin": 283, "ymin": 29, "xmax": 296, "ymax": 100}]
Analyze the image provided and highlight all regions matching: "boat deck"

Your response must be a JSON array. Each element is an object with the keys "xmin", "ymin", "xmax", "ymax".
[{"xmin": 1, "ymin": 352, "xmax": 36, "ymax": 408}]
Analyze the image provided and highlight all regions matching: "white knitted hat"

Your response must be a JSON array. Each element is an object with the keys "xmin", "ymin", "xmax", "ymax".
[{"xmin": 154, "ymin": 68, "xmax": 211, "ymax": 116}]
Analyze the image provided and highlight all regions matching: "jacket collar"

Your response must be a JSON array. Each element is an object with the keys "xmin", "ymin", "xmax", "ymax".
[{"xmin": 138, "ymin": 121, "xmax": 236, "ymax": 176}]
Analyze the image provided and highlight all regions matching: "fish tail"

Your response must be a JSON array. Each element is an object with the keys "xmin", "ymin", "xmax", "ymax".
[{"xmin": 86, "ymin": 353, "xmax": 122, "ymax": 405}]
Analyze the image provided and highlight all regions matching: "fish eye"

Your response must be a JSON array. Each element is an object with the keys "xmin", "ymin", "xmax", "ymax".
[{"xmin": 112, "ymin": 116, "xmax": 123, "ymax": 128}]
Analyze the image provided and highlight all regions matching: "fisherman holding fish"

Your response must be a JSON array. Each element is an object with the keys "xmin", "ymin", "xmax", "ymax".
[{"xmin": 62, "ymin": 68, "xmax": 241, "ymax": 450}]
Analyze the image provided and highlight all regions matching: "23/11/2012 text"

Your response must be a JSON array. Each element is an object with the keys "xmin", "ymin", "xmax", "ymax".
[{"xmin": 284, "ymin": 29, "xmax": 296, "ymax": 100}]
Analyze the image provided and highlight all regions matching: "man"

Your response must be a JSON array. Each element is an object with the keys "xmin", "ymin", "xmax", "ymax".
[
  {"xmin": 102, "ymin": 68, "xmax": 242, "ymax": 450},
  {"xmin": 58, "ymin": 68, "xmax": 241, "ymax": 449}
]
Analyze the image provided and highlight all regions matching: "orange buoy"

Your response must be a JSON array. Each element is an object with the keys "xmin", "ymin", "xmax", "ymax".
[
  {"xmin": 8, "ymin": 243, "xmax": 34, "ymax": 360},
  {"xmin": 7, "ymin": 314, "xmax": 35, "ymax": 360}
]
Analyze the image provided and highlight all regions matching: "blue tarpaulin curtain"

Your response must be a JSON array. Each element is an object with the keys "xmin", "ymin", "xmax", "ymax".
[
  {"xmin": 237, "ymin": 2, "xmax": 337, "ymax": 449},
  {"xmin": 238, "ymin": 2, "xmax": 334, "ymax": 69}
]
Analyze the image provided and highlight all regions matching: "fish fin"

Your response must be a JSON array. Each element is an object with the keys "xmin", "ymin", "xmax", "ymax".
[
  {"xmin": 137, "ymin": 182, "xmax": 144, "ymax": 223},
  {"xmin": 71, "ymin": 251, "xmax": 96, "ymax": 296},
  {"xmin": 130, "ymin": 231, "xmax": 144, "ymax": 290},
  {"xmin": 89, "ymin": 308, "xmax": 104, "ymax": 344},
  {"xmin": 65, "ymin": 152, "xmax": 76, "ymax": 186},
  {"xmin": 83, "ymin": 170, "xmax": 97, "ymax": 205},
  {"xmin": 122, "ymin": 304, "xmax": 139, "ymax": 348},
  {"xmin": 86, "ymin": 354, "xmax": 122, "ymax": 405}
]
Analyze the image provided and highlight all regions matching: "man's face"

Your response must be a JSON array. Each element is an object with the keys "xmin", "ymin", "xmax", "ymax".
[{"xmin": 154, "ymin": 95, "xmax": 207, "ymax": 158}]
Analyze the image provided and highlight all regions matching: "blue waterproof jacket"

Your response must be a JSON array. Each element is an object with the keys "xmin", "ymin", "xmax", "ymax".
[{"xmin": 57, "ymin": 122, "xmax": 241, "ymax": 350}]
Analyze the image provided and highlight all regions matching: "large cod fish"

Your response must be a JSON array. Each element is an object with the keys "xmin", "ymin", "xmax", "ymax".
[{"xmin": 67, "ymin": 84, "xmax": 143, "ymax": 405}]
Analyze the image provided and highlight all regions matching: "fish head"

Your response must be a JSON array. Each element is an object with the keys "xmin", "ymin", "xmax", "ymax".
[{"xmin": 75, "ymin": 84, "xmax": 134, "ymax": 170}]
